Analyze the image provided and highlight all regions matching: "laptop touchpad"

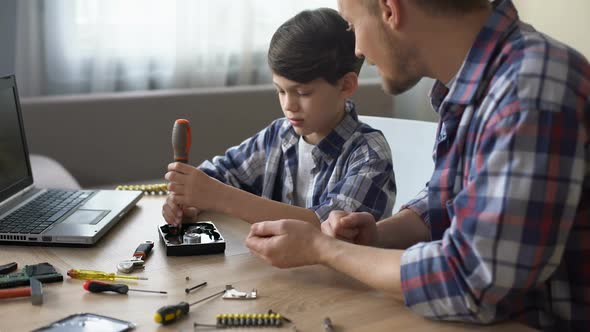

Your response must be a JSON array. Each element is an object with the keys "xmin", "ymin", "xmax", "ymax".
[{"xmin": 62, "ymin": 209, "xmax": 109, "ymax": 225}]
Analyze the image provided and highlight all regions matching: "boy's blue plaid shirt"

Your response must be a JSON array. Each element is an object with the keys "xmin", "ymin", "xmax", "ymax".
[
  {"xmin": 199, "ymin": 101, "xmax": 396, "ymax": 221},
  {"xmin": 400, "ymin": 0, "xmax": 590, "ymax": 330}
]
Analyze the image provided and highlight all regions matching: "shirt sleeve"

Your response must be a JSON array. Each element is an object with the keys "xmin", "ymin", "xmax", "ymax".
[
  {"xmin": 401, "ymin": 186, "xmax": 430, "ymax": 225},
  {"xmin": 311, "ymin": 132, "xmax": 397, "ymax": 222},
  {"xmin": 198, "ymin": 122, "xmax": 277, "ymax": 196},
  {"xmin": 400, "ymin": 108, "xmax": 585, "ymax": 323}
]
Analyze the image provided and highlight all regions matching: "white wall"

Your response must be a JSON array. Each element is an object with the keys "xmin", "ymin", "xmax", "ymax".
[
  {"xmin": 514, "ymin": 0, "xmax": 590, "ymax": 59},
  {"xmin": 392, "ymin": 1, "xmax": 590, "ymax": 123}
]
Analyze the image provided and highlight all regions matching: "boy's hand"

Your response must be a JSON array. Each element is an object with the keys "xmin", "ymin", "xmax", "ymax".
[
  {"xmin": 322, "ymin": 211, "xmax": 378, "ymax": 246},
  {"xmin": 165, "ymin": 162, "xmax": 219, "ymax": 211},
  {"xmin": 246, "ymin": 219, "xmax": 326, "ymax": 268},
  {"xmin": 161, "ymin": 195, "xmax": 200, "ymax": 226}
]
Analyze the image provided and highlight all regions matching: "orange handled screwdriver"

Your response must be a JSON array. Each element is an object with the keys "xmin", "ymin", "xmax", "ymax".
[
  {"xmin": 170, "ymin": 119, "xmax": 192, "ymax": 233},
  {"xmin": 83, "ymin": 280, "xmax": 167, "ymax": 295},
  {"xmin": 172, "ymin": 119, "xmax": 191, "ymax": 163}
]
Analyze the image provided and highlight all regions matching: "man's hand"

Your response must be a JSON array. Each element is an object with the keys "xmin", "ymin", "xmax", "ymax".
[
  {"xmin": 321, "ymin": 211, "xmax": 378, "ymax": 246},
  {"xmin": 246, "ymin": 219, "xmax": 327, "ymax": 268}
]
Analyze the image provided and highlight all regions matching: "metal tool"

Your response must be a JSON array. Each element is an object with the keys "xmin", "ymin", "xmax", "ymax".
[
  {"xmin": 185, "ymin": 281, "xmax": 207, "ymax": 294},
  {"xmin": 83, "ymin": 280, "xmax": 166, "ymax": 295},
  {"xmin": 116, "ymin": 259, "xmax": 145, "ymax": 274},
  {"xmin": 0, "ymin": 278, "xmax": 43, "ymax": 305},
  {"xmin": 222, "ymin": 285, "xmax": 257, "ymax": 300},
  {"xmin": 193, "ymin": 312, "xmax": 285, "ymax": 329},
  {"xmin": 67, "ymin": 269, "xmax": 148, "ymax": 281},
  {"xmin": 154, "ymin": 287, "xmax": 225, "ymax": 325},
  {"xmin": 117, "ymin": 241, "xmax": 154, "ymax": 274},
  {"xmin": 323, "ymin": 317, "xmax": 334, "ymax": 332}
]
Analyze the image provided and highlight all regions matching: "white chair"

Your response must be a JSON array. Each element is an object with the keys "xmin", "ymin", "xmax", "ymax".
[
  {"xmin": 30, "ymin": 154, "xmax": 81, "ymax": 190},
  {"xmin": 359, "ymin": 116, "xmax": 438, "ymax": 213}
]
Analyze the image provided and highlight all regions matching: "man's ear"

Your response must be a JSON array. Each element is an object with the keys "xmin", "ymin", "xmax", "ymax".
[
  {"xmin": 380, "ymin": 0, "xmax": 402, "ymax": 29},
  {"xmin": 339, "ymin": 72, "xmax": 359, "ymax": 98}
]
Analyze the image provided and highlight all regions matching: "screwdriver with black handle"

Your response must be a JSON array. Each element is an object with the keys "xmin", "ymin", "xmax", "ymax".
[
  {"xmin": 83, "ymin": 280, "xmax": 167, "ymax": 295},
  {"xmin": 154, "ymin": 288, "xmax": 225, "ymax": 325}
]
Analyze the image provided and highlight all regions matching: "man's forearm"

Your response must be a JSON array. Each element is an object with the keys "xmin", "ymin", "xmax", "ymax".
[
  {"xmin": 212, "ymin": 182, "xmax": 321, "ymax": 226},
  {"xmin": 376, "ymin": 209, "xmax": 430, "ymax": 249},
  {"xmin": 318, "ymin": 236, "xmax": 405, "ymax": 301}
]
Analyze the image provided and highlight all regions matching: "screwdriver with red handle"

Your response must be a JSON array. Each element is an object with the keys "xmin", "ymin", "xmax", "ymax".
[{"xmin": 83, "ymin": 280, "xmax": 167, "ymax": 295}]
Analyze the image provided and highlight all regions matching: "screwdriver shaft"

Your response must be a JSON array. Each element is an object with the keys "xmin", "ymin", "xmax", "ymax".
[
  {"xmin": 189, "ymin": 289, "xmax": 225, "ymax": 306},
  {"xmin": 129, "ymin": 288, "xmax": 167, "ymax": 294},
  {"xmin": 185, "ymin": 281, "xmax": 207, "ymax": 294}
]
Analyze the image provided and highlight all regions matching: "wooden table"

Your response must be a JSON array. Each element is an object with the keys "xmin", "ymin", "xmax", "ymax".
[{"xmin": 0, "ymin": 196, "xmax": 533, "ymax": 331}]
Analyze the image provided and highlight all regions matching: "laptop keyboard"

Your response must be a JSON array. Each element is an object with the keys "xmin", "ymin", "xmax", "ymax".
[{"xmin": 0, "ymin": 189, "xmax": 92, "ymax": 234}]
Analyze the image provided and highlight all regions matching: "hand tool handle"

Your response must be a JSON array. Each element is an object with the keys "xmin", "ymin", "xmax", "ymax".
[
  {"xmin": 67, "ymin": 269, "xmax": 148, "ymax": 281},
  {"xmin": 83, "ymin": 280, "xmax": 129, "ymax": 294},
  {"xmin": 154, "ymin": 302, "xmax": 190, "ymax": 325},
  {"xmin": 0, "ymin": 286, "xmax": 31, "ymax": 299},
  {"xmin": 133, "ymin": 241, "xmax": 154, "ymax": 259},
  {"xmin": 172, "ymin": 119, "xmax": 191, "ymax": 163}
]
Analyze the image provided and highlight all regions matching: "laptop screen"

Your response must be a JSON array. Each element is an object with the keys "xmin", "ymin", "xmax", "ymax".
[{"xmin": 0, "ymin": 75, "xmax": 33, "ymax": 203}]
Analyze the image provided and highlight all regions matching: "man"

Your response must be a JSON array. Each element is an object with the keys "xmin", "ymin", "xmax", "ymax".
[{"xmin": 245, "ymin": 0, "xmax": 590, "ymax": 330}]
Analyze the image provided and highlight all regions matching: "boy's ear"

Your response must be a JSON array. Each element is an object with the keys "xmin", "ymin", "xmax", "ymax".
[{"xmin": 339, "ymin": 72, "xmax": 359, "ymax": 98}]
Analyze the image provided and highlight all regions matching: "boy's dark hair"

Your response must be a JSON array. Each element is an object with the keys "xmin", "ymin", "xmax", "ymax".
[
  {"xmin": 365, "ymin": 0, "xmax": 490, "ymax": 15},
  {"xmin": 268, "ymin": 8, "xmax": 363, "ymax": 85}
]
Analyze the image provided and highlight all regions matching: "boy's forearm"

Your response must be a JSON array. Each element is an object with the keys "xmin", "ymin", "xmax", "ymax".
[
  {"xmin": 375, "ymin": 209, "xmax": 431, "ymax": 249},
  {"xmin": 317, "ymin": 235, "xmax": 405, "ymax": 301},
  {"xmin": 210, "ymin": 181, "xmax": 321, "ymax": 226}
]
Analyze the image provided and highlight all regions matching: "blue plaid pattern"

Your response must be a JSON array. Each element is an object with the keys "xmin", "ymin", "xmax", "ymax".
[
  {"xmin": 400, "ymin": 0, "xmax": 590, "ymax": 330},
  {"xmin": 199, "ymin": 101, "xmax": 396, "ymax": 221}
]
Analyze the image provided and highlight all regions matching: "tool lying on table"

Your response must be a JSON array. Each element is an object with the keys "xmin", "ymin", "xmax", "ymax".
[
  {"xmin": 323, "ymin": 317, "xmax": 334, "ymax": 332},
  {"xmin": 117, "ymin": 240, "xmax": 154, "ymax": 274},
  {"xmin": 67, "ymin": 269, "xmax": 148, "ymax": 281},
  {"xmin": 193, "ymin": 313, "xmax": 285, "ymax": 329},
  {"xmin": 116, "ymin": 183, "xmax": 168, "ymax": 195},
  {"xmin": 154, "ymin": 287, "xmax": 225, "ymax": 325},
  {"xmin": 185, "ymin": 281, "xmax": 207, "ymax": 294},
  {"xmin": 83, "ymin": 280, "xmax": 166, "ymax": 295},
  {"xmin": 222, "ymin": 285, "xmax": 257, "ymax": 300},
  {"xmin": 0, "ymin": 262, "xmax": 63, "ymax": 289},
  {"xmin": 0, "ymin": 262, "xmax": 18, "ymax": 274},
  {"xmin": 0, "ymin": 278, "xmax": 43, "ymax": 305}
]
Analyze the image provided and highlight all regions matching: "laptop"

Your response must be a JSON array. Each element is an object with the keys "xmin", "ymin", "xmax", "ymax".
[{"xmin": 0, "ymin": 75, "xmax": 143, "ymax": 246}]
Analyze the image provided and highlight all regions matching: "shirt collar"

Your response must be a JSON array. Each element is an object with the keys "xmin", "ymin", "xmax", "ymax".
[
  {"xmin": 430, "ymin": 0, "xmax": 520, "ymax": 110},
  {"xmin": 281, "ymin": 100, "xmax": 360, "ymax": 160}
]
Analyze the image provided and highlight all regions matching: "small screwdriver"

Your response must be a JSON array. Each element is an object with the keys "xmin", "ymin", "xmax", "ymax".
[
  {"xmin": 83, "ymin": 280, "xmax": 167, "ymax": 295},
  {"xmin": 154, "ymin": 289, "xmax": 225, "ymax": 325},
  {"xmin": 67, "ymin": 269, "xmax": 148, "ymax": 281}
]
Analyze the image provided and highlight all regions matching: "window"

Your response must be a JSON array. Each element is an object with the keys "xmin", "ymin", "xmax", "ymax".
[{"xmin": 16, "ymin": 0, "xmax": 376, "ymax": 96}]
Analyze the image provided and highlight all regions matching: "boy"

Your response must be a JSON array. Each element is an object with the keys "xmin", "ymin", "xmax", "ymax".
[{"xmin": 163, "ymin": 8, "xmax": 396, "ymax": 226}]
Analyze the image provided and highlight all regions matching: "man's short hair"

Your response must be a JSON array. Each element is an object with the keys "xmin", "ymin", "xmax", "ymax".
[
  {"xmin": 268, "ymin": 8, "xmax": 363, "ymax": 85},
  {"xmin": 365, "ymin": 0, "xmax": 490, "ymax": 15}
]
